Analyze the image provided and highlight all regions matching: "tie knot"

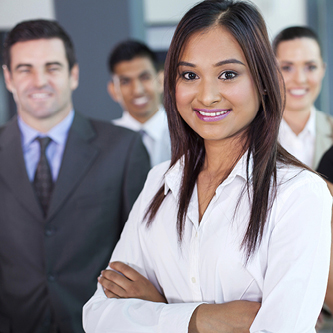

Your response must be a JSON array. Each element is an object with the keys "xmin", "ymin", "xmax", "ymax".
[{"xmin": 36, "ymin": 136, "xmax": 52, "ymax": 153}]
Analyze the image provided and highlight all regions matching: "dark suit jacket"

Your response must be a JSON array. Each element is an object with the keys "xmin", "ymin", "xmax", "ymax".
[{"xmin": 0, "ymin": 113, "xmax": 150, "ymax": 333}]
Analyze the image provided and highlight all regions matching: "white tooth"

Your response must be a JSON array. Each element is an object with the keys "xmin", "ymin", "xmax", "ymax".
[
  {"xmin": 31, "ymin": 93, "xmax": 48, "ymax": 98},
  {"xmin": 199, "ymin": 110, "xmax": 227, "ymax": 116},
  {"xmin": 289, "ymin": 89, "xmax": 306, "ymax": 96},
  {"xmin": 133, "ymin": 97, "xmax": 148, "ymax": 105}
]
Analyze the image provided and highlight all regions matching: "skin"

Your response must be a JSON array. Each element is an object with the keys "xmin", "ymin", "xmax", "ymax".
[
  {"xmin": 275, "ymin": 38, "xmax": 325, "ymax": 135},
  {"xmin": 3, "ymin": 38, "xmax": 79, "ymax": 133},
  {"xmin": 99, "ymin": 26, "xmax": 261, "ymax": 332},
  {"xmin": 176, "ymin": 26, "xmax": 260, "ymax": 221},
  {"xmin": 108, "ymin": 56, "xmax": 163, "ymax": 123}
]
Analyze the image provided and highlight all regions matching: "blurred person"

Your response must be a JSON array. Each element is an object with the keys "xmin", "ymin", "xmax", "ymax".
[
  {"xmin": 318, "ymin": 148, "xmax": 333, "ymax": 317},
  {"xmin": 108, "ymin": 40, "xmax": 171, "ymax": 167},
  {"xmin": 273, "ymin": 26, "xmax": 333, "ymax": 169},
  {"xmin": 83, "ymin": 1, "xmax": 331, "ymax": 332},
  {"xmin": 0, "ymin": 19, "xmax": 150, "ymax": 333}
]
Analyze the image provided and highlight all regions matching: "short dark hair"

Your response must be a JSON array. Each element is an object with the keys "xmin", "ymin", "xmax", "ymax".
[
  {"xmin": 108, "ymin": 40, "xmax": 158, "ymax": 74},
  {"xmin": 3, "ymin": 19, "xmax": 77, "ymax": 71},
  {"xmin": 272, "ymin": 26, "xmax": 322, "ymax": 57}
]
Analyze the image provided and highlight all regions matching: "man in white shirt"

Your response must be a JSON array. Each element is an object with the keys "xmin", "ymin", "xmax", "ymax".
[{"xmin": 107, "ymin": 40, "xmax": 171, "ymax": 167}]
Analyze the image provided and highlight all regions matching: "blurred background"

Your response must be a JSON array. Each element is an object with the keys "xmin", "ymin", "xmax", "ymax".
[{"xmin": 0, "ymin": 0, "xmax": 331, "ymax": 123}]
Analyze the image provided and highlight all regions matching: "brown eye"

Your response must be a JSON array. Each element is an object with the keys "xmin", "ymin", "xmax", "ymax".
[
  {"xmin": 220, "ymin": 71, "xmax": 237, "ymax": 80},
  {"xmin": 183, "ymin": 72, "xmax": 198, "ymax": 80}
]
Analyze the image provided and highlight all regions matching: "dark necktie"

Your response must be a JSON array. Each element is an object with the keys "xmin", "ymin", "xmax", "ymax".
[{"xmin": 33, "ymin": 137, "xmax": 53, "ymax": 216}]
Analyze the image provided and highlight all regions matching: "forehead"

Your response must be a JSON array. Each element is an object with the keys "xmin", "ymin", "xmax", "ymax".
[
  {"xmin": 276, "ymin": 38, "xmax": 321, "ymax": 61},
  {"xmin": 9, "ymin": 38, "xmax": 68, "ymax": 70},
  {"xmin": 180, "ymin": 27, "xmax": 246, "ymax": 63},
  {"xmin": 113, "ymin": 56, "xmax": 156, "ymax": 77}
]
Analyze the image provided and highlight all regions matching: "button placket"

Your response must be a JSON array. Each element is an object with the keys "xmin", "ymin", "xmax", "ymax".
[{"xmin": 189, "ymin": 228, "xmax": 202, "ymax": 301}]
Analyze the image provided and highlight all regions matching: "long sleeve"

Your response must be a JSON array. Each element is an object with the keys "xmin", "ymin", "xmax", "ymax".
[
  {"xmin": 250, "ymin": 173, "xmax": 332, "ymax": 332},
  {"xmin": 82, "ymin": 183, "xmax": 202, "ymax": 333},
  {"xmin": 83, "ymin": 158, "xmax": 332, "ymax": 333}
]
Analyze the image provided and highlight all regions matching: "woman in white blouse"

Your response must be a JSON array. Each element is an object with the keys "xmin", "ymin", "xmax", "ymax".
[
  {"xmin": 83, "ymin": 1, "xmax": 331, "ymax": 332},
  {"xmin": 273, "ymin": 26, "xmax": 333, "ymax": 169}
]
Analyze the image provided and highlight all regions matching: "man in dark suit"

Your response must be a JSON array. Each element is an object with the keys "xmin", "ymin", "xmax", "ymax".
[{"xmin": 0, "ymin": 19, "xmax": 150, "ymax": 333}]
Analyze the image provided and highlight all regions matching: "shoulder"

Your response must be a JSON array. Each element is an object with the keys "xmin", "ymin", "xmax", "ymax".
[
  {"xmin": 72, "ymin": 113, "xmax": 146, "ymax": 157},
  {"xmin": 141, "ymin": 160, "xmax": 170, "ymax": 194},
  {"xmin": 276, "ymin": 164, "xmax": 330, "ymax": 201},
  {"xmin": 89, "ymin": 117, "xmax": 136, "ymax": 137},
  {"xmin": 75, "ymin": 113, "xmax": 139, "ymax": 143},
  {"xmin": 315, "ymin": 109, "xmax": 333, "ymax": 124},
  {"xmin": 146, "ymin": 160, "xmax": 170, "ymax": 183}
]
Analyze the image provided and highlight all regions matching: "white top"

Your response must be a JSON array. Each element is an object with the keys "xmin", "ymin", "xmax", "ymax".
[
  {"xmin": 83, "ymin": 153, "xmax": 332, "ymax": 333},
  {"xmin": 112, "ymin": 107, "xmax": 171, "ymax": 167},
  {"xmin": 279, "ymin": 107, "xmax": 316, "ymax": 168}
]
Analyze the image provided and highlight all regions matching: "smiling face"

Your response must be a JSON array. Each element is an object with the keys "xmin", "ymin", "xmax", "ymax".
[
  {"xmin": 108, "ymin": 56, "xmax": 163, "ymax": 123},
  {"xmin": 175, "ymin": 27, "xmax": 260, "ymax": 147},
  {"xmin": 276, "ymin": 37, "xmax": 325, "ymax": 114},
  {"xmin": 3, "ymin": 38, "xmax": 79, "ymax": 131}
]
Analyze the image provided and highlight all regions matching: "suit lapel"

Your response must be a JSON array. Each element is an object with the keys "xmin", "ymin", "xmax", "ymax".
[
  {"xmin": 0, "ymin": 117, "xmax": 43, "ymax": 219},
  {"xmin": 314, "ymin": 111, "xmax": 333, "ymax": 168},
  {"xmin": 47, "ymin": 113, "xmax": 99, "ymax": 220}
]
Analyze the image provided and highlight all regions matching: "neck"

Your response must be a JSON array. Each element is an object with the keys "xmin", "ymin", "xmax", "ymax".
[
  {"xmin": 130, "ymin": 108, "xmax": 159, "ymax": 124},
  {"xmin": 19, "ymin": 108, "xmax": 72, "ymax": 133},
  {"xmin": 283, "ymin": 108, "xmax": 312, "ymax": 135},
  {"xmin": 203, "ymin": 136, "xmax": 246, "ymax": 179}
]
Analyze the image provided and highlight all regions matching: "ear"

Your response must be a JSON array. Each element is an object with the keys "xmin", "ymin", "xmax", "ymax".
[
  {"xmin": 157, "ymin": 70, "xmax": 164, "ymax": 94},
  {"xmin": 2, "ymin": 65, "xmax": 14, "ymax": 93},
  {"xmin": 107, "ymin": 80, "xmax": 121, "ymax": 102},
  {"xmin": 69, "ymin": 63, "xmax": 79, "ymax": 91},
  {"xmin": 321, "ymin": 61, "xmax": 327, "ymax": 79}
]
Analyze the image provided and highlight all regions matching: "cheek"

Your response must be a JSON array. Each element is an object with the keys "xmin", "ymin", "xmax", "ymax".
[
  {"xmin": 118, "ymin": 87, "xmax": 131, "ymax": 102},
  {"xmin": 308, "ymin": 74, "xmax": 323, "ymax": 88},
  {"xmin": 175, "ymin": 85, "xmax": 194, "ymax": 109},
  {"xmin": 281, "ymin": 73, "xmax": 292, "ymax": 85}
]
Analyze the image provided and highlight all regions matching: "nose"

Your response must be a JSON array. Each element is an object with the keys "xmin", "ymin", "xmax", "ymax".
[
  {"xmin": 197, "ymin": 78, "xmax": 222, "ymax": 106},
  {"xmin": 294, "ymin": 67, "xmax": 307, "ymax": 84},
  {"xmin": 132, "ymin": 79, "xmax": 145, "ymax": 95},
  {"xmin": 33, "ymin": 70, "xmax": 48, "ymax": 88}
]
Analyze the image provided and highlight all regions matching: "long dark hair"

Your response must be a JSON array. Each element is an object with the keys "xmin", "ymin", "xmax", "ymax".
[{"xmin": 145, "ymin": 0, "xmax": 305, "ymax": 259}]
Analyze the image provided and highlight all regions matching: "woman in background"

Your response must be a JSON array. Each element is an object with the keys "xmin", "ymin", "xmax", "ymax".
[
  {"xmin": 83, "ymin": 1, "xmax": 331, "ymax": 332},
  {"xmin": 273, "ymin": 26, "xmax": 333, "ymax": 169}
]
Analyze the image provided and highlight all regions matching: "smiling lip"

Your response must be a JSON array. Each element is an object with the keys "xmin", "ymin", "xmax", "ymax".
[
  {"xmin": 133, "ymin": 96, "xmax": 149, "ymax": 106},
  {"xmin": 194, "ymin": 108, "xmax": 231, "ymax": 122},
  {"xmin": 288, "ymin": 88, "xmax": 308, "ymax": 97},
  {"xmin": 30, "ymin": 92, "xmax": 51, "ymax": 99}
]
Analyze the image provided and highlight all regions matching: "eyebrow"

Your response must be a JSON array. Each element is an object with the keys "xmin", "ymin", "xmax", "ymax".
[{"xmin": 178, "ymin": 58, "xmax": 245, "ymax": 67}]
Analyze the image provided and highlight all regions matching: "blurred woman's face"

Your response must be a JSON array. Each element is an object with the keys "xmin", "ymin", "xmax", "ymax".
[
  {"xmin": 175, "ymin": 26, "xmax": 260, "ymax": 147},
  {"xmin": 275, "ymin": 37, "xmax": 325, "ymax": 113}
]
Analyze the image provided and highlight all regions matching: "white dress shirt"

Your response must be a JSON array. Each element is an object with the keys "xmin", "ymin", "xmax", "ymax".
[
  {"xmin": 279, "ymin": 107, "xmax": 316, "ymax": 168},
  {"xmin": 83, "ymin": 153, "xmax": 331, "ymax": 333},
  {"xmin": 112, "ymin": 107, "xmax": 171, "ymax": 167}
]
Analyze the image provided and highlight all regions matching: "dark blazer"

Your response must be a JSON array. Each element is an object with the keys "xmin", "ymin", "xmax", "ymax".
[{"xmin": 0, "ymin": 113, "xmax": 150, "ymax": 333}]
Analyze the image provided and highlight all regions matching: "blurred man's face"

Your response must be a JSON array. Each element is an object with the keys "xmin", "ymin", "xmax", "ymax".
[
  {"xmin": 108, "ymin": 56, "xmax": 163, "ymax": 123},
  {"xmin": 3, "ymin": 38, "xmax": 79, "ymax": 131}
]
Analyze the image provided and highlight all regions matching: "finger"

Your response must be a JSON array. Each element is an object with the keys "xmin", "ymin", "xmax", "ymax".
[
  {"xmin": 110, "ymin": 261, "xmax": 143, "ymax": 281},
  {"xmin": 98, "ymin": 275, "xmax": 127, "ymax": 298},
  {"xmin": 104, "ymin": 289, "xmax": 119, "ymax": 299},
  {"xmin": 102, "ymin": 269, "xmax": 133, "ymax": 291}
]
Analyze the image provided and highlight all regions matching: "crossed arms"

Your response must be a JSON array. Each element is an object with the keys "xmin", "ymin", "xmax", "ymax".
[{"xmin": 98, "ymin": 261, "xmax": 260, "ymax": 333}]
